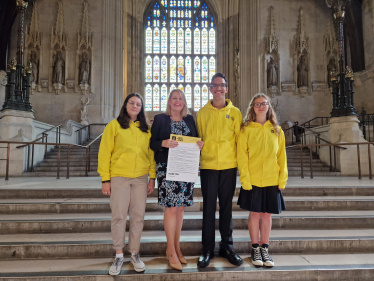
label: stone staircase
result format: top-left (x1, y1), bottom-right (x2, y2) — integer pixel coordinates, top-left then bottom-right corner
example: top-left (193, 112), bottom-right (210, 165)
top-left (24, 142), bottom-right (341, 177)
top-left (0, 177), bottom-right (373, 280)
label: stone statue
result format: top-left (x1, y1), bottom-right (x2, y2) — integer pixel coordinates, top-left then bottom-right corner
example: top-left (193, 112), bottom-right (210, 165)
top-left (297, 55), bottom-right (308, 88)
top-left (327, 57), bottom-right (337, 87)
top-left (80, 97), bottom-right (91, 125)
top-left (52, 51), bottom-right (65, 84)
top-left (267, 56), bottom-right (278, 88)
top-left (29, 51), bottom-right (39, 84)
top-left (79, 52), bottom-right (90, 85)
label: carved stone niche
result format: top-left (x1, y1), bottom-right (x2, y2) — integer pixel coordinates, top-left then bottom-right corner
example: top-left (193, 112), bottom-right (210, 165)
top-left (76, 50), bottom-right (92, 95)
top-left (293, 8), bottom-right (311, 97)
top-left (50, 0), bottom-right (67, 95)
top-left (263, 6), bottom-right (280, 98)
top-left (27, 50), bottom-right (41, 93)
top-left (25, 1), bottom-right (42, 94)
top-left (75, 0), bottom-right (93, 95)
top-left (50, 49), bottom-right (67, 95)
top-left (323, 19), bottom-right (338, 92)
top-left (265, 53), bottom-right (280, 98)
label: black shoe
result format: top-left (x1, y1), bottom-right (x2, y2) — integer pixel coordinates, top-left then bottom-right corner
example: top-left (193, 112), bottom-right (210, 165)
top-left (197, 251), bottom-right (214, 268)
top-left (219, 248), bottom-right (243, 266)
top-left (251, 244), bottom-right (263, 267)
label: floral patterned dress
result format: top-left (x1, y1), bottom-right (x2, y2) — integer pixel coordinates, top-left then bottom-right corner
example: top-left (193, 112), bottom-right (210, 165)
top-left (157, 119), bottom-right (194, 207)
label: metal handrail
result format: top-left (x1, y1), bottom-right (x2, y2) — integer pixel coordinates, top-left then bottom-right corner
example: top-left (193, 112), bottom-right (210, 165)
top-left (1, 141), bottom-right (87, 180)
top-left (14, 124), bottom-right (62, 172)
top-left (85, 133), bottom-right (103, 174)
top-left (286, 142), bottom-right (374, 179)
top-left (299, 117), bottom-right (329, 128)
top-left (75, 123), bottom-right (107, 145)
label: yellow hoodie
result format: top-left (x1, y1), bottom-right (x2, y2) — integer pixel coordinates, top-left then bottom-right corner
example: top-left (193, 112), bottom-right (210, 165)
top-left (196, 99), bottom-right (243, 170)
top-left (98, 119), bottom-right (156, 181)
top-left (237, 120), bottom-right (288, 190)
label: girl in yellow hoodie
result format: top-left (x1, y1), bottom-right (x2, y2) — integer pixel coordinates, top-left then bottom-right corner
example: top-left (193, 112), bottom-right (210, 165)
top-left (98, 93), bottom-right (156, 275)
top-left (237, 93), bottom-right (288, 268)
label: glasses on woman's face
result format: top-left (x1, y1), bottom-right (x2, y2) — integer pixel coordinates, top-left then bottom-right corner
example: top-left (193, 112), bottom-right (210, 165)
top-left (128, 101), bottom-right (142, 108)
top-left (254, 102), bottom-right (269, 108)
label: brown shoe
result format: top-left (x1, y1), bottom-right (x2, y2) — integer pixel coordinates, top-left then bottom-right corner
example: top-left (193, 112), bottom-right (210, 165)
top-left (166, 250), bottom-right (182, 271)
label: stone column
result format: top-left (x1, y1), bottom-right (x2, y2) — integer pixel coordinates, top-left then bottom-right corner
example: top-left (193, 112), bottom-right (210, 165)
top-left (101, 0), bottom-right (123, 122)
top-left (239, 0), bottom-right (260, 112)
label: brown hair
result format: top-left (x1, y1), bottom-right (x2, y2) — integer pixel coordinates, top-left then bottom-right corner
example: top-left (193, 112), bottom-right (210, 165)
top-left (117, 93), bottom-right (149, 133)
top-left (242, 93), bottom-right (279, 135)
top-left (165, 89), bottom-right (188, 118)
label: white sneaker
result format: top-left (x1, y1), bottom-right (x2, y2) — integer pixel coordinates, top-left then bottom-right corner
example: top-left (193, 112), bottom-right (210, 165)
top-left (131, 253), bottom-right (145, 272)
top-left (109, 257), bottom-right (124, 275)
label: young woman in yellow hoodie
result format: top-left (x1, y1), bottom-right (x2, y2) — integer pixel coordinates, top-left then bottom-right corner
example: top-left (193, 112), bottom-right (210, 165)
top-left (98, 93), bottom-right (156, 275)
top-left (237, 93), bottom-right (288, 267)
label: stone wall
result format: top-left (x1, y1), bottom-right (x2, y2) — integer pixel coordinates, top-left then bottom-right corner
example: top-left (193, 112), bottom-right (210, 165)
top-left (7, 0), bottom-right (124, 126)
top-left (5, 0), bottom-right (369, 127)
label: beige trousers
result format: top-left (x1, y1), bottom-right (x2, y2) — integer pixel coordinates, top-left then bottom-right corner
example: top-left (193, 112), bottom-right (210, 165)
top-left (110, 175), bottom-right (148, 253)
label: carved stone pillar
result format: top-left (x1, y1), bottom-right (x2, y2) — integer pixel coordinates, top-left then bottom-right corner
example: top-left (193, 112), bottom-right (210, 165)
top-left (101, 0), bottom-right (123, 122)
top-left (239, 0), bottom-right (259, 112)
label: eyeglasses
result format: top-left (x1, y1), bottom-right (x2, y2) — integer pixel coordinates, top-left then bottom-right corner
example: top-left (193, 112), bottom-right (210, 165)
top-left (128, 101), bottom-right (142, 108)
top-left (210, 83), bottom-right (227, 89)
top-left (254, 102), bottom-right (269, 108)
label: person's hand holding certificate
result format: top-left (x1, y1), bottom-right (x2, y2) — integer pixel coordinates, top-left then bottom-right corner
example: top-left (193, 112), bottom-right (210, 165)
top-left (166, 134), bottom-right (201, 183)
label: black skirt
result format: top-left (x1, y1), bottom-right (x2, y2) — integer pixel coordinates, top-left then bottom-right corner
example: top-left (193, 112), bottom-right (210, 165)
top-left (237, 185), bottom-right (286, 214)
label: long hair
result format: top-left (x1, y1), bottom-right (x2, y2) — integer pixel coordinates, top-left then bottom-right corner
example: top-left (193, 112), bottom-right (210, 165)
top-left (117, 93), bottom-right (149, 133)
top-left (242, 93), bottom-right (279, 135)
top-left (165, 89), bottom-right (188, 118)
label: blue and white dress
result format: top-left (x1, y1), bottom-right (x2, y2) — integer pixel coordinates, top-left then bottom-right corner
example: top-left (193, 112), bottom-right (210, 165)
top-left (157, 119), bottom-right (194, 207)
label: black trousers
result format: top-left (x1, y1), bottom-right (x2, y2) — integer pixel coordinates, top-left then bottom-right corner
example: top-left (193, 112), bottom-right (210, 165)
top-left (200, 168), bottom-right (237, 252)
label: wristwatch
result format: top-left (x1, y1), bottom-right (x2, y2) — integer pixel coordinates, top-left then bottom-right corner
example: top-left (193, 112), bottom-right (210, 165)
top-left (102, 180), bottom-right (110, 183)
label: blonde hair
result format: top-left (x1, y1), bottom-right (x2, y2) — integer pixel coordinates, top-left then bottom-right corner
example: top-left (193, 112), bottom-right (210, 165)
top-left (242, 93), bottom-right (280, 135)
top-left (165, 89), bottom-right (188, 118)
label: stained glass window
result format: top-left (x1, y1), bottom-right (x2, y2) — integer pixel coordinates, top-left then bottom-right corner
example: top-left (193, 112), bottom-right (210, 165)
top-left (209, 56), bottom-right (215, 82)
top-left (145, 0), bottom-right (215, 112)
top-left (202, 56), bottom-right (208, 83)
top-left (146, 56), bottom-right (152, 82)
top-left (178, 56), bottom-right (184, 82)
top-left (153, 56), bottom-right (160, 82)
top-left (146, 84), bottom-right (152, 111)
top-left (185, 56), bottom-right (192, 82)
top-left (153, 85), bottom-right (160, 111)
top-left (202, 84), bottom-right (209, 106)
top-left (161, 56), bottom-right (168, 82)
top-left (170, 56), bottom-right (177, 82)
top-left (161, 84), bottom-right (168, 111)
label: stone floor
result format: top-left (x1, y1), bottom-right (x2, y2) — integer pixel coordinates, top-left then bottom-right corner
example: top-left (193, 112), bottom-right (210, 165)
top-left (0, 176), bottom-right (373, 280)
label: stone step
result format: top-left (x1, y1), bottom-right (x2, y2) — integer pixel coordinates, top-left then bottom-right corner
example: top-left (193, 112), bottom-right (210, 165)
top-left (22, 171), bottom-right (100, 177)
top-left (22, 171), bottom-right (340, 177)
top-left (1, 196), bottom-right (374, 214)
top-left (37, 161), bottom-right (326, 168)
top-left (1, 211), bottom-right (373, 234)
top-left (0, 254), bottom-right (373, 280)
top-left (2, 185), bottom-right (374, 199)
top-left (29, 166), bottom-right (333, 173)
top-left (0, 229), bottom-right (373, 260)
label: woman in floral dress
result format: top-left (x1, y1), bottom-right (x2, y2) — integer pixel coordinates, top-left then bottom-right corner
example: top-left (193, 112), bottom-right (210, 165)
top-left (150, 89), bottom-right (203, 270)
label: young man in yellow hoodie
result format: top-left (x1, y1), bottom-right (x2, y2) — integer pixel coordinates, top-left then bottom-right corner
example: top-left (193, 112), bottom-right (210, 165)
top-left (196, 73), bottom-right (243, 267)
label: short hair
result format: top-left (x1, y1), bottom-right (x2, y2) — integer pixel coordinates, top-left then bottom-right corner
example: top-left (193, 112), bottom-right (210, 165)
top-left (210, 72), bottom-right (228, 86)
top-left (165, 89), bottom-right (188, 118)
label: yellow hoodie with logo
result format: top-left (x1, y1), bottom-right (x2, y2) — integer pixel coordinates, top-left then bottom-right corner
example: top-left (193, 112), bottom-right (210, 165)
top-left (196, 99), bottom-right (243, 170)
top-left (98, 119), bottom-right (156, 181)
top-left (237, 120), bottom-right (288, 190)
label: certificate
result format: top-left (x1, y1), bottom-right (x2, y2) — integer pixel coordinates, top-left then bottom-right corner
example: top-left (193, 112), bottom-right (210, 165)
top-left (166, 134), bottom-right (201, 183)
